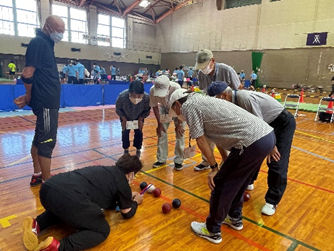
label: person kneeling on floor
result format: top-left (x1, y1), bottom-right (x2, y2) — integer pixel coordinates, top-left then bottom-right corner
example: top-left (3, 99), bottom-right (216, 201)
top-left (22, 154), bottom-right (143, 251)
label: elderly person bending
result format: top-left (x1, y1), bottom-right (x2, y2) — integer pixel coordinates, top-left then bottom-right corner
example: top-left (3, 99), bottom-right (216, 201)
top-left (207, 81), bottom-right (296, 216)
top-left (169, 90), bottom-right (275, 244)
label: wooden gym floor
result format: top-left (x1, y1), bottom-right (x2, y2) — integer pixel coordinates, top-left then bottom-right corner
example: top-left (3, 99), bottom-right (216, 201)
top-left (0, 104), bottom-right (333, 251)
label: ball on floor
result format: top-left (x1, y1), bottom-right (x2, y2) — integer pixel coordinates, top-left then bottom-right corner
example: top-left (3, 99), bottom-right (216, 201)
top-left (162, 203), bottom-right (172, 214)
top-left (147, 184), bottom-right (156, 193)
top-left (140, 182), bottom-right (147, 190)
top-left (244, 192), bottom-right (251, 202)
top-left (172, 199), bottom-right (181, 209)
top-left (153, 188), bottom-right (161, 197)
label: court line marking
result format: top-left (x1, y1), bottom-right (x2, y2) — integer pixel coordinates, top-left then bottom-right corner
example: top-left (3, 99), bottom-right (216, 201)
top-left (1, 142), bottom-right (334, 195)
top-left (141, 171), bottom-right (320, 251)
top-left (0, 131), bottom-right (163, 170)
top-left (295, 130), bottom-right (334, 144)
top-left (292, 145), bottom-right (334, 164)
top-left (132, 180), bottom-right (272, 251)
top-left (0, 150), bottom-right (325, 250)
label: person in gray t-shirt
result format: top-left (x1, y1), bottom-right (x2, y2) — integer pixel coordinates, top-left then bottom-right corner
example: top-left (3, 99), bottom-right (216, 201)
top-left (194, 49), bottom-right (240, 92)
top-left (194, 49), bottom-right (241, 171)
top-left (169, 90), bottom-right (275, 244)
top-left (208, 81), bottom-right (296, 216)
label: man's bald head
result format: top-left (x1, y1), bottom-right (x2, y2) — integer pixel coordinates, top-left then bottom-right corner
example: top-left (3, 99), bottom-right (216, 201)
top-left (43, 15), bottom-right (65, 34)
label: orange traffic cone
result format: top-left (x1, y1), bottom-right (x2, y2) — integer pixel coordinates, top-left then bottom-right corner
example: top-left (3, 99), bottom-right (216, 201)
top-left (326, 100), bottom-right (333, 114)
top-left (299, 88), bottom-right (304, 103)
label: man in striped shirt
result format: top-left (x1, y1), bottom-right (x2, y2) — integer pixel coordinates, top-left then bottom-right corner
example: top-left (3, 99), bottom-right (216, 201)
top-left (207, 81), bottom-right (296, 216)
top-left (169, 89), bottom-right (275, 244)
top-left (194, 49), bottom-right (241, 171)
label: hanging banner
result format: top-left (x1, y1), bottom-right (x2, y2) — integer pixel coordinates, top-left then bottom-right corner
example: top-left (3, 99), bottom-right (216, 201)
top-left (306, 32), bottom-right (327, 46)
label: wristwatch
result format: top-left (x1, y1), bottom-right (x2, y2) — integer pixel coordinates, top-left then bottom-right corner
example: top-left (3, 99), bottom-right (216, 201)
top-left (210, 162), bottom-right (218, 169)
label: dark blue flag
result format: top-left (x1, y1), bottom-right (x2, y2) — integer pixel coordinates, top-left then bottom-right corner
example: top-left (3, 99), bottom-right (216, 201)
top-left (306, 32), bottom-right (327, 46)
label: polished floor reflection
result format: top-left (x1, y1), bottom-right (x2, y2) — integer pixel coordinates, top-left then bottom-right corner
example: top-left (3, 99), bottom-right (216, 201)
top-left (0, 107), bottom-right (333, 251)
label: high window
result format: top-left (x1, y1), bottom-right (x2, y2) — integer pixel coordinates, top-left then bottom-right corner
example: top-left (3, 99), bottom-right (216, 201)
top-left (52, 4), bottom-right (88, 44)
top-left (0, 0), bottom-right (39, 37)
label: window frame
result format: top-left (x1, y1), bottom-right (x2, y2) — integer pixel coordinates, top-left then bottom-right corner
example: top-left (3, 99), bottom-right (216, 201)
top-left (0, 0), bottom-right (39, 37)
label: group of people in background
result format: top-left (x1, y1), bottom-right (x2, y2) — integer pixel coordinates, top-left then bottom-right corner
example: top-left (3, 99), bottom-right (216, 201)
top-left (60, 61), bottom-right (120, 84)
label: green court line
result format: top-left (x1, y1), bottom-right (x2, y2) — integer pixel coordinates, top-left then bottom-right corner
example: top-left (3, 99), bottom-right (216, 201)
top-left (141, 171), bottom-right (320, 251)
top-left (287, 241), bottom-right (298, 251)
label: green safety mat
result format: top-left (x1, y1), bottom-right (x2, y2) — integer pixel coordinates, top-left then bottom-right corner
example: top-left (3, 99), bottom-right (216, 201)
top-left (282, 102), bottom-right (327, 112)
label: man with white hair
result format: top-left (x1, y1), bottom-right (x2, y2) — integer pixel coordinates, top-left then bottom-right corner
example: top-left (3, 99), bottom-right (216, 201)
top-left (169, 89), bottom-right (275, 244)
top-left (14, 15), bottom-right (65, 186)
top-left (207, 81), bottom-right (296, 216)
top-left (149, 75), bottom-right (185, 170)
top-left (194, 49), bottom-right (241, 171)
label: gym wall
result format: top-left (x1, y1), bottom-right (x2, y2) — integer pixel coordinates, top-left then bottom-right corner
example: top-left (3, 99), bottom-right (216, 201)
top-left (158, 0), bottom-right (334, 90)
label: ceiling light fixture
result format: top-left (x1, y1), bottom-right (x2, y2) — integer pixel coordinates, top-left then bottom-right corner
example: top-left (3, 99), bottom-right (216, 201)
top-left (139, 0), bottom-right (150, 8)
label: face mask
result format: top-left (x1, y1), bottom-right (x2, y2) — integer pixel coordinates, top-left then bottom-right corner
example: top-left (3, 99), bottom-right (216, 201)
top-left (202, 62), bottom-right (213, 75)
top-left (50, 32), bottom-right (63, 43)
top-left (130, 97), bottom-right (143, 105)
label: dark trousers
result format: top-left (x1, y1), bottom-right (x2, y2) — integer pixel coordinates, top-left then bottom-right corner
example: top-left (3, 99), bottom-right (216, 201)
top-left (206, 132), bottom-right (275, 233)
top-left (251, 79), bottom-right (256, 87)
top-left (178, 80), bottom-right (184, 87)
top-left (122, 129), bottom-right (143, 150)
top-left (251, 110), bottom-right (296, 205)
top-left (68, 76), bottom-right (77, 84)
top-left (112, 75), bottom-right (116, 80)
top-left (37, 184), bottom-right (110, 251)
top-left (32, 108), bottom-right (59, 158)
top-left (78, 79), bottom-right (84, 84)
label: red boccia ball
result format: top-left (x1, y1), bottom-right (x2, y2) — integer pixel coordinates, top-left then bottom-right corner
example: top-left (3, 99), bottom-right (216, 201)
top-left (153, 188), bottom-right (161, 197)
top-left (244, 192), bottom-right (251, 202)
top-left (162, 203), bottom-right (172, 214)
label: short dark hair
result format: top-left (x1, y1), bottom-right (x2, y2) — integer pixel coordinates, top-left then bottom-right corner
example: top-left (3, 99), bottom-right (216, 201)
top-left (179, 66), bottom-right (183, 69)
top-left (116, 154), bottom-right (142, 174)
top-left (129, 80), bottom-right (144, 94)
top-left (331, 76), bottom-right (334, 81)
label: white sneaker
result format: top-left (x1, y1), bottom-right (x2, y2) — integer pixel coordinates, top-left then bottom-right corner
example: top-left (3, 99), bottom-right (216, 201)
top-left (261, 203), bottom-right (276, 216)
top-left (223, 215), bottom-right (243, 231)
top-left (247, 184), bottom-right (254, 191)
top-left (190, 221), bottom-right (222, 244)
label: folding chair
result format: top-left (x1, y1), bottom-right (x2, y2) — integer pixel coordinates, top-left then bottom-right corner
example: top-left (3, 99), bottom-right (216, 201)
top-left (283, 94), bottom-right (300, 118)
top-left (314, 97), bottom-right (334, 123)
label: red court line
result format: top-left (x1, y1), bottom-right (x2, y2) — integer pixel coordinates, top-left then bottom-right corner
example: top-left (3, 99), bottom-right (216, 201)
top-left (259, 170), bottom-right (334, 194)
top-left (159, 194), bottom-right (272, 251)
top-left (132, 180), bottom-right (271, 251)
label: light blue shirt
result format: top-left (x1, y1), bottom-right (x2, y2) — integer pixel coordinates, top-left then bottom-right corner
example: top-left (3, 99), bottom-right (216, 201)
top-left (111, 66), bottom-right (116, 75)
top-left (177, 70), bottom-right (185, 81)
top-left (240, 72), bottom-right (245, 79)
top-left (76, 63), bottom-right (85, 79)
top-left (67, 64), bottom-right (77, 77)
top-left (101, 67), bottom-right (106, 75)
top-left (188, 69), bottom-right (194, 78)
top-left (62, 65), bottom-right (68, 74)
top-left (251, 73), bottom-right (257, 80)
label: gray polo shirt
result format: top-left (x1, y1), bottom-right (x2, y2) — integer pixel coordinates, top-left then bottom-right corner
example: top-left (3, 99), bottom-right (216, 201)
top-left (182, 93), bottom-right (273, 150)
top-left (232, 90), bottom-right (284, 124)
top-left (115, 90), bottom-right (151, 120)
top-left (198, 63), bottom-right (240, 92)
